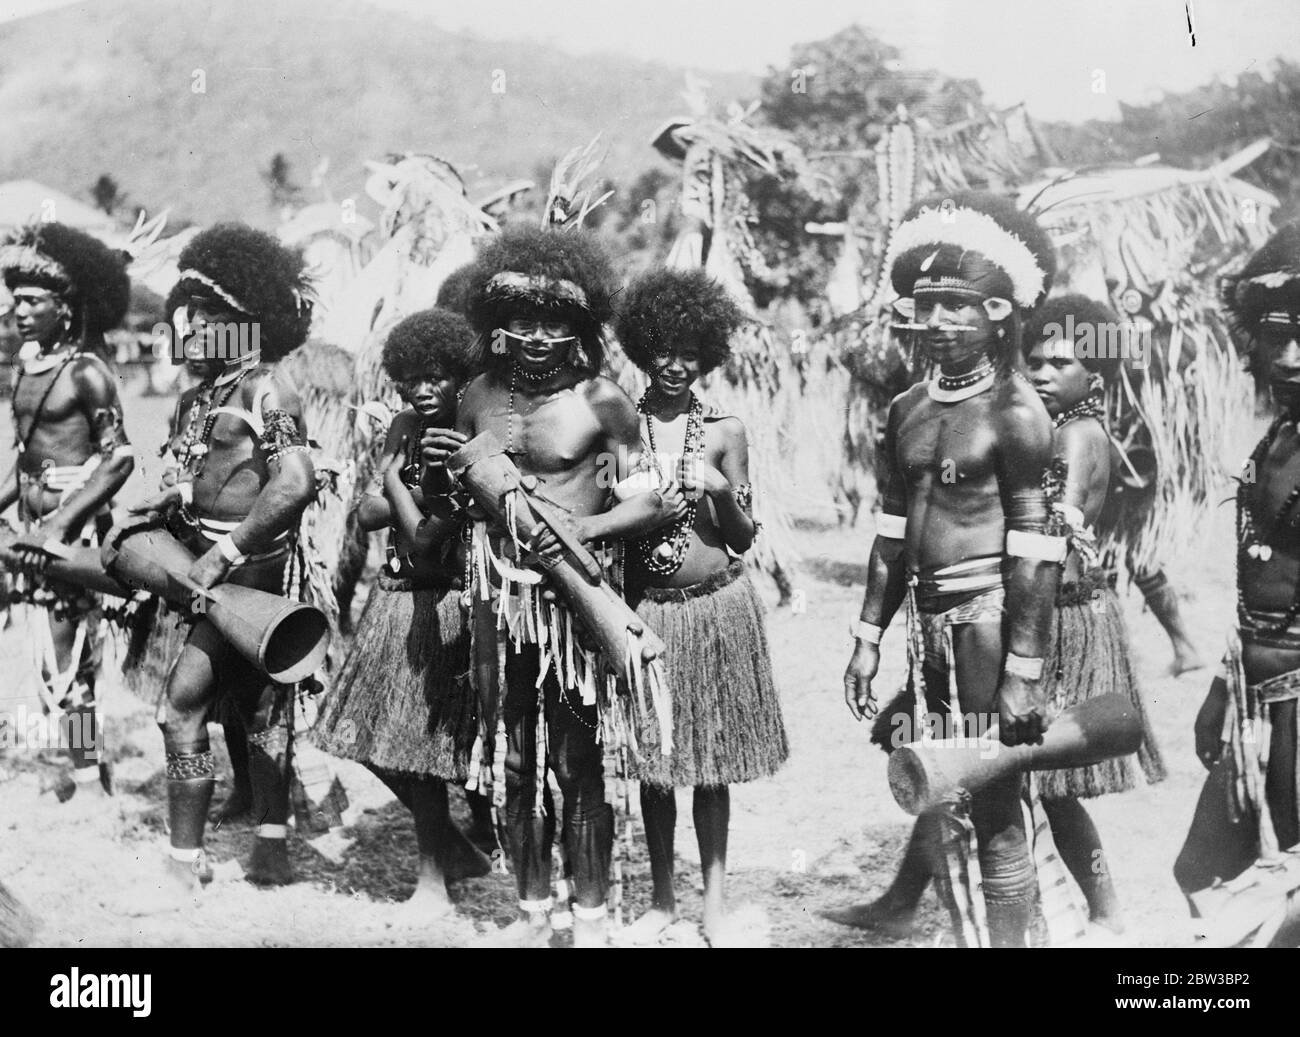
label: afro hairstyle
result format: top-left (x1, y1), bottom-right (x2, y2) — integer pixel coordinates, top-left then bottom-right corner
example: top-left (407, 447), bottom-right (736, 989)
top-left (381, 307), bottom-right (476, 384)
top-left (174, 222), bottom-right (314, 362)
top-left (1023, 293), bottom-right (1124, 383)
top-left (889, 190), bottom-right (1056, 311)
top-left (1222, 220), bottom-right (1300, 344)
top-left (615, 267), bottom-right (745, 376)
top-left (0, 222), bottom-right (130, 341)
top-left (435, 261), bottom-right (478, 318)
top-left (465, 224), bottom-right (616, 374)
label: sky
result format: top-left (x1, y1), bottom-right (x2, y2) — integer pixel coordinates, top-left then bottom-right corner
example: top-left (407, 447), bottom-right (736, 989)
top-left (4, 0), bottom-right (1299, 122)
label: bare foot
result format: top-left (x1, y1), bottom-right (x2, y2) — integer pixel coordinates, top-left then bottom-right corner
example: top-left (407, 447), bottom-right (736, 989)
top-left (114, 855), bottom-right (209, 916)
top-left (441, 827), bottom-right (492, 882)
top-left (472, 913), bottom-right (552, 948)
top-left (1170, 648), bottom-right (1206, 677)
top-left (401, 882), bottom-right (456, 924)
top-left (572, 912), bottom-right (608, 948)
top-left (820, 897), bottom-right (919, 938)
top-left (616, 907), bottom-right (676, 946)
top-left (246, 837), bottom-right (293, 886)
top-left (209, 788), bottom-right (254, 825)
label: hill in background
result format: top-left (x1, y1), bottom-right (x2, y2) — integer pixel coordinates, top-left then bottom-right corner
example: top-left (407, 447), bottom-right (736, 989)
top-left (0, 0), bottom-right (757, 227)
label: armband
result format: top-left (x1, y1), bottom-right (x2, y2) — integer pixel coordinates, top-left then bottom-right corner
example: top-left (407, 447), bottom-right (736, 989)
top-left (851, 620), bottom-right (883, 645)
top-left (733, 483), bottom-right (754, 512)
top-left (1005, 529), bottom-right (1068, 563)
top-left (177, 481), bottom-right (193, 507)
top-left (215, 533), bottom-right (244, 565)
top-left (1004, 488), bottom-right (1049, 530)
top-left (876, 512), bottom-right (907, 540)
top-left (1003, 653), bottom-right (1044, 680)
top-left (258, 408), bottom-right (305, 457)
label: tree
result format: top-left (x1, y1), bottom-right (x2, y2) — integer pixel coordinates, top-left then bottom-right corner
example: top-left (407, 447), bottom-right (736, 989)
top-left (90, 174), bottom-right (126, 215)
top-left (262, 152), bottom-right (303, 210)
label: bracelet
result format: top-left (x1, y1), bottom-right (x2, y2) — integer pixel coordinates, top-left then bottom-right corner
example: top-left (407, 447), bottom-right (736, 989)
top-left (876, 512), bottom-right (907, 540)
top-left (215, 533), bottom-right (244, 565)
top-left (1003, 653), bottom-right (1044, 680)
top-left (851, 620), bottom-right (884, 645)
top-left (176, 481), bottom-right (193, 506)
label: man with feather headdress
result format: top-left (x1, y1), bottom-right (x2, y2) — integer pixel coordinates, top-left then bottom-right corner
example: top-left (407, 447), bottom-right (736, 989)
top-left (0, 222), bottom-right (134, 808)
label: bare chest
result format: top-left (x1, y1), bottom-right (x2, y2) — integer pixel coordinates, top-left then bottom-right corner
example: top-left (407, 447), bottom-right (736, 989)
top-left (479, 388), bottom-right (603, 475)
top-left (896, 399), bottom-right (1000, 487)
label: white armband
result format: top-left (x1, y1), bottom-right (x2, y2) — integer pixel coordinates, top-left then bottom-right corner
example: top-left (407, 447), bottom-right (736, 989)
top-left (1003, 653), bottom-right (1044, 680)
top-left (1005, 529), bottom-right (1068, 563)
top-left (215, 533), bottom-right (244, 565)
top-left (851, 620), bottom-right (884, 645)
top-left (177, 481), bottom-right (193, 507)
top-left (613, 469), bottom-right (661, 502)
top-left (876, 512), bottom-right (907, 540)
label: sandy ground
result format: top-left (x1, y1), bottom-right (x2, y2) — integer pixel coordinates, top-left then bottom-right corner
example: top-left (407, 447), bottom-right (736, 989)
top-left (0, 377), bottom-right (1239, 947)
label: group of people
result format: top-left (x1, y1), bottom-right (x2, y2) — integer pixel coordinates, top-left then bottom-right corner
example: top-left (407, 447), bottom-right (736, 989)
top-left (2, 183), bottom-right (1298, 947)
top-left (0, 217), bottom-right (787, 947)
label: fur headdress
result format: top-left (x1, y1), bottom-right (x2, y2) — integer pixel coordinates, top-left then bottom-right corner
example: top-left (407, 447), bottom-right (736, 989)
top-left (465, 225), bottom-right (615, 374)
top-left (615, 267), bottom-right (745, 376)
top-left (173, 222), bottom-right (314, 362)
top-left (382, 307), bottom-right (476, 384)
top-left (0, 222), bottom-right (130, 341)
top-left (889, 190), bottom-right (1056, 311)
top-left (1221, 220), bottom-right (1300, 344)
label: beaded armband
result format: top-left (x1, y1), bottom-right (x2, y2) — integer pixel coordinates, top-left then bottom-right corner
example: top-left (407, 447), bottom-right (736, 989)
top-left (733, 482), bottom-right (754, 512)
top-left (259, 408), bottom-right (306, 464)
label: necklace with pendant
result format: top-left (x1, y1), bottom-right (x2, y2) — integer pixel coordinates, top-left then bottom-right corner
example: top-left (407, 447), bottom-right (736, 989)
top-left (179, 368), bottom-right (251, 478)
top-left (637, 390), bottom-right (704, 576)
top-left (1237, 415), bottom-right (1300, 633)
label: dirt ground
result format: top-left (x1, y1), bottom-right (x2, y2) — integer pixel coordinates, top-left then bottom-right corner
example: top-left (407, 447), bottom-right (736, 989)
top-left (0, 377), bottom-right (1241, 947)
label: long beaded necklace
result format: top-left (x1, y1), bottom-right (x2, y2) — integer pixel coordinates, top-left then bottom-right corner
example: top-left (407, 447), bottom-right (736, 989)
top-left (636, 389), bottom-right (705, 576)
top-left (1237, 414), bottom-right (1300, 633)
top-left (1053, 394), bottom-right (1106, 429)
top-left (178, 367), bottom-right (253, 478)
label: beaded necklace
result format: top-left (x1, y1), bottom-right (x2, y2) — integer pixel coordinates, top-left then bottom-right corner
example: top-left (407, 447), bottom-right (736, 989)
top-left (1053, 394), bottom-right (1106, 429)
top-left (637, 389), bottom-right (705, 576)
top-left (1237, 414), bottom-right (1300, 634)
top-left (927, 356), bottom-right (995, 403)
top-left (178, 367), bottom-right (253, 478)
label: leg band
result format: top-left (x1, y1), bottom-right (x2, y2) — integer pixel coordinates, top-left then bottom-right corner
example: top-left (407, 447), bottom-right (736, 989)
top-left (166, 749), bottom-right (216, 781)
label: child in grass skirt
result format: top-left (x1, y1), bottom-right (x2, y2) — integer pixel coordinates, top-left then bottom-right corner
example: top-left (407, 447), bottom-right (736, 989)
top-left (313, 307), bottom-right (491, 917)
top-left (613, 268), bottom-right (788, 946)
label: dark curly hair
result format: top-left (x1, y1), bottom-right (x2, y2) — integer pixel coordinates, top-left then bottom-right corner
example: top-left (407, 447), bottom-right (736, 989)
top-left (1023, 293), bottom-right (1125, 383)
top-left (381, 307), bottom-right (475, 383)
top-left (0, 222), bottom-right (130, 344)
top-left (435, 261), bottom-right (478, 318)
top-left (615, 268), bottom-right (745, 375)
top-left (174, 222), bottom-right (314, 362)
top-left (465, 225), bottom-right (616, 374)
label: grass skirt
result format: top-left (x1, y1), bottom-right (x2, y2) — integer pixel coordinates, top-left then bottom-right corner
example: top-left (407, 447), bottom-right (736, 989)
top-left (870, 574), bottom-right (1166, 799)
top-left (628, 561), bottom-right (788, 788)
top-left (312, 574), bottom-right (475, 781)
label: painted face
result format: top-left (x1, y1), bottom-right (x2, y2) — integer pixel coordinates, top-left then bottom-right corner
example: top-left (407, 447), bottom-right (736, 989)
top-left (11, 286), bottom-right (68, 347)
top-left (913, 290), bottom-right (996, 371)
top-left (1259, 319), bottom-right (1300, 410)
top-left (649, 341), bottom-right (702, 400)
top-left (1025, 336), bottom-right (1094, 418)
top-left (393, 368), bottom-right (457, 420)
top-left (504, 310), bottom-right (575, 374)
top-left (182, 298), bottom-right (247, 379)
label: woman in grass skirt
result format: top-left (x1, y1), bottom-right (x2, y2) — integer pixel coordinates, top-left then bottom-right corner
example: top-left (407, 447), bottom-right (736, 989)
top-left (313, 307), bottom-right (490, 919)
top-left (613, 268), bottom-right (788, 946)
